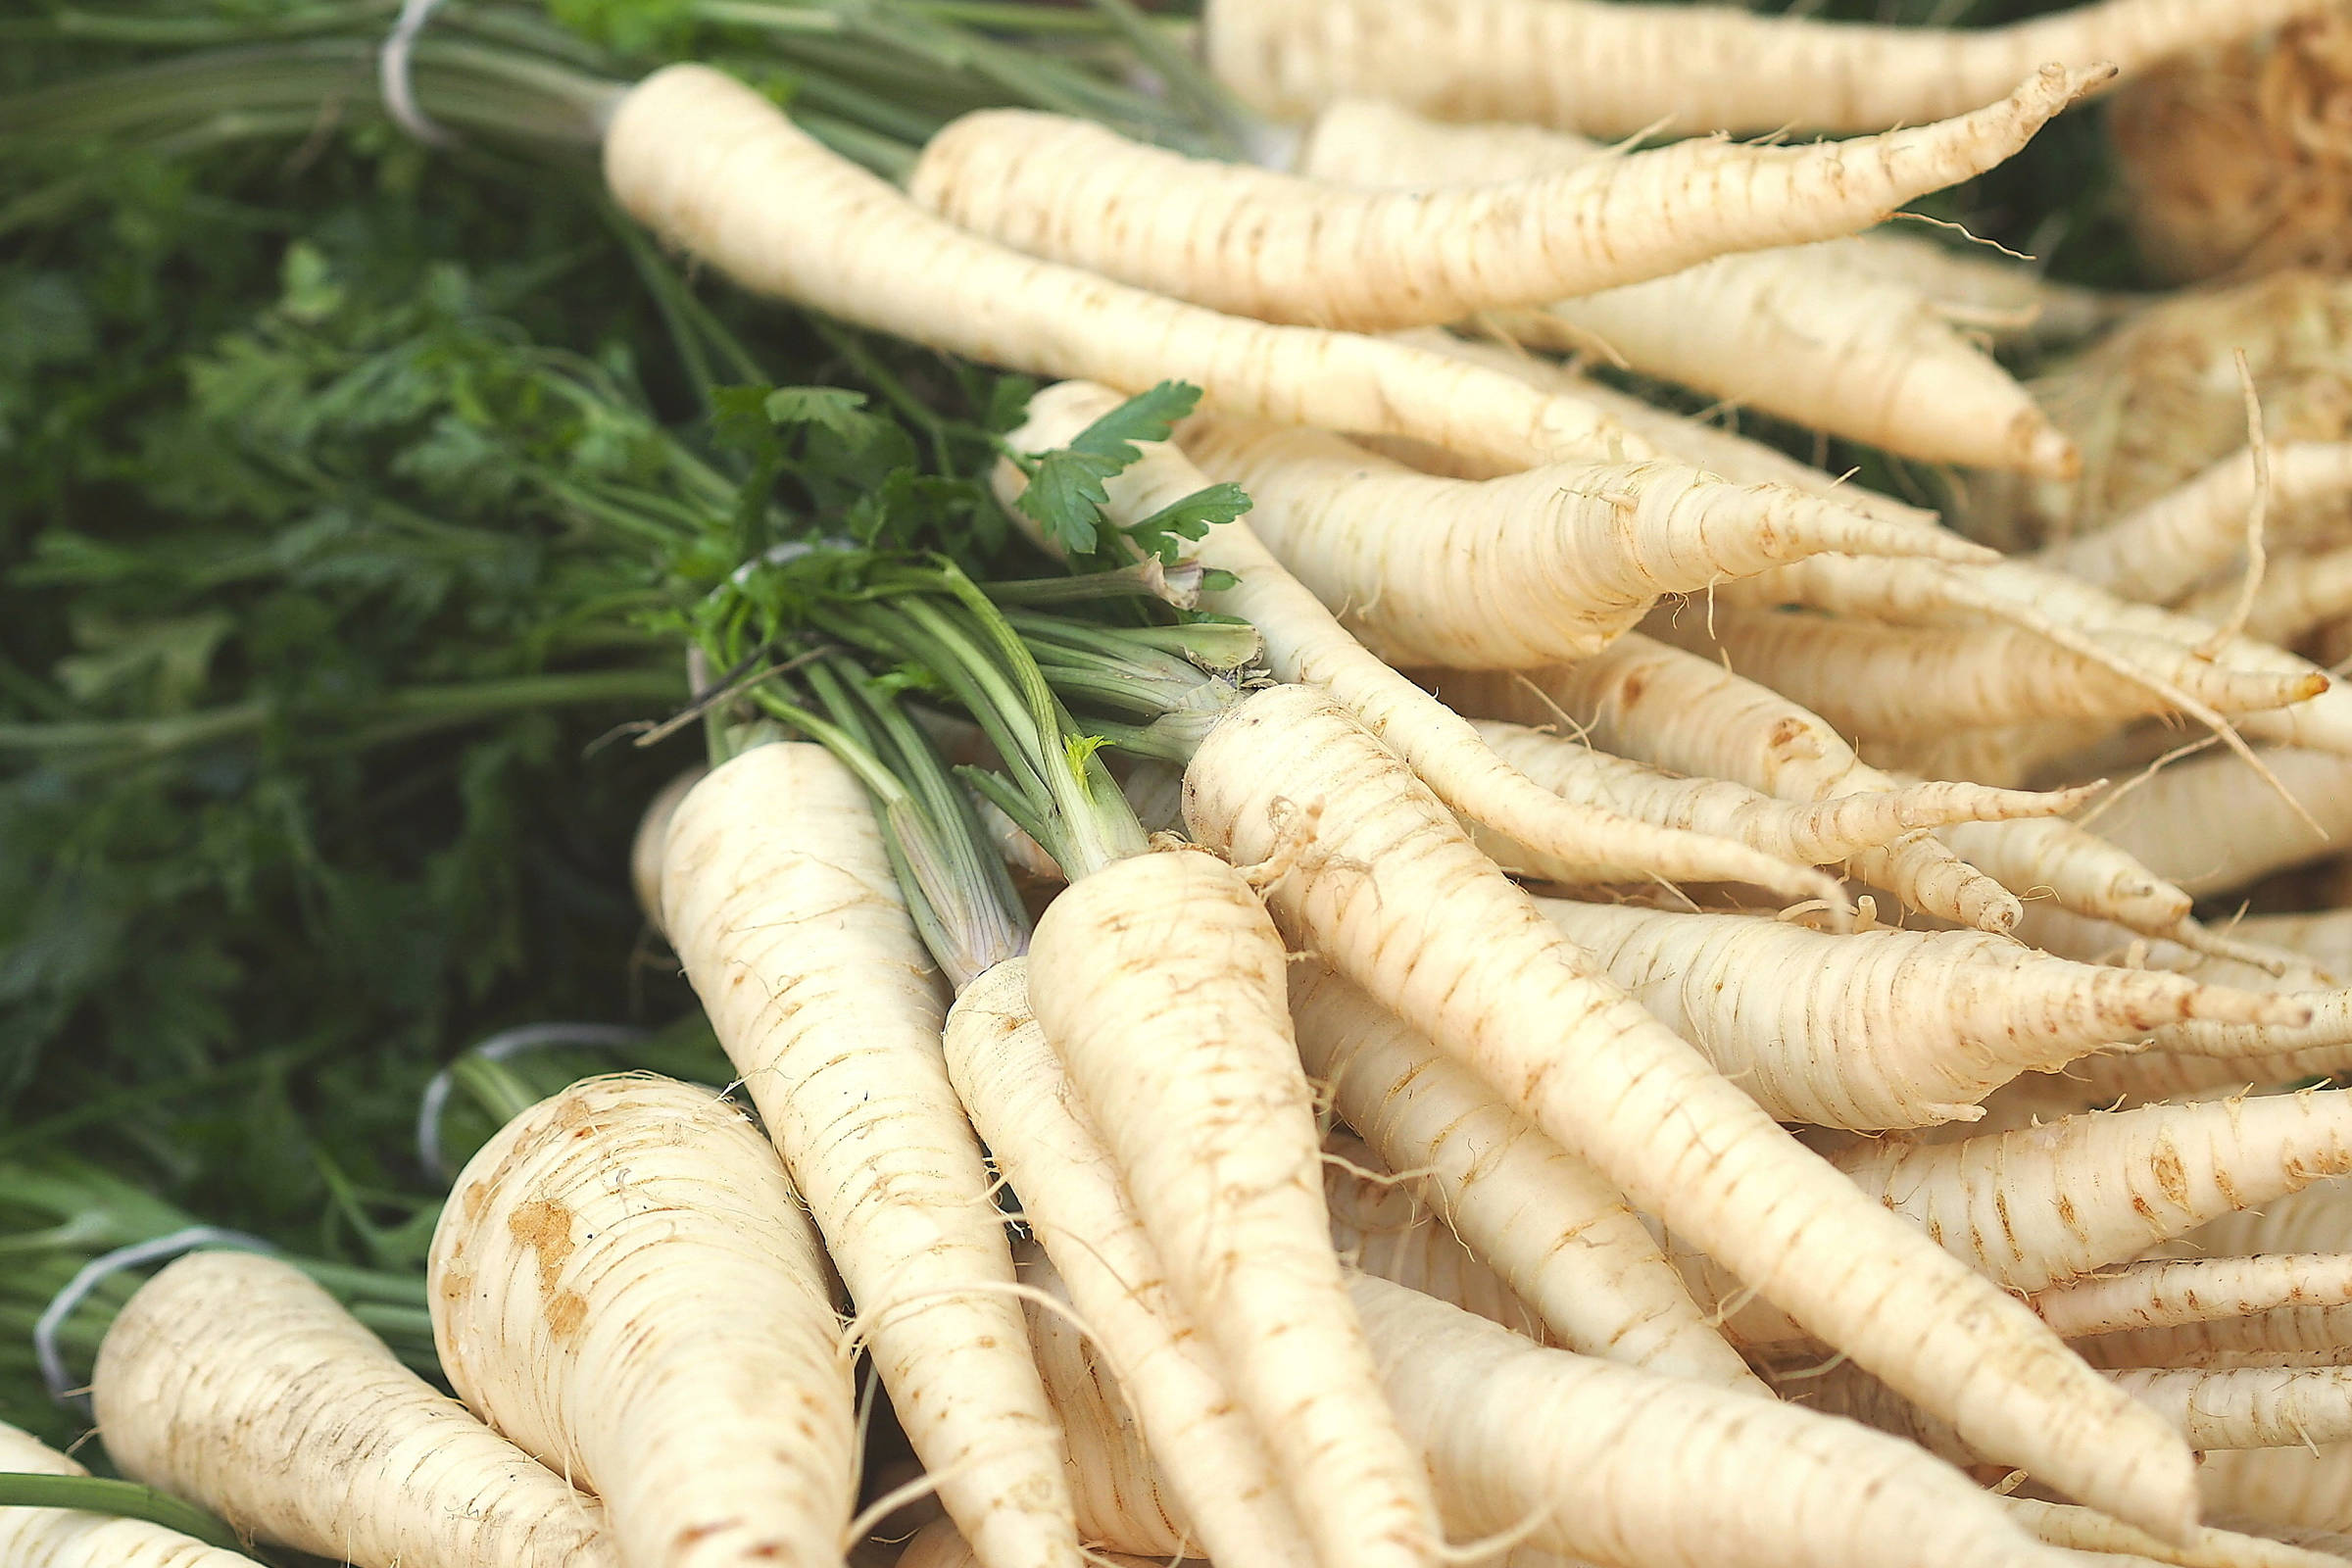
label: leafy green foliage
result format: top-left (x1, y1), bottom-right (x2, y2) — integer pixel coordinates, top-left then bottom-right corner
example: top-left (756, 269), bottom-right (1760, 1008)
top-left (1013, 379), bottom-right (1203, 556)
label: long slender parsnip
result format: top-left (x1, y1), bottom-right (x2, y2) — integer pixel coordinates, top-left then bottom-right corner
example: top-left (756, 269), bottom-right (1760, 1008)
top-left (430, 1077), bottom-right (853, 1568)
top-left (1533, 897), bottom-right (2294, 1129)
top-left (1832, 1093), bottom-right (2352, 1292)
top-left (909, 69), bottom-right (2098, 338)
top-left (1026, 848), bottom-right (1446, 1568)
top-left (1004, 381), bottom-right (1843, 903)
top-left (656, 744), bottom-right (1072, 1568)
top-left (1299, 98), bottom-right (2073, 471)
top-left (1204, 0), bottom-right (2332, 132)
top-left (2035, 1256), bottom-right (2352, 1338)
top-left (1421, 638), bottom-right (2025, 931)
top-left (1173, 415), bottom-right (1988, 668)
top-left (1183, 682), bottom-right (2199, 1538)
top-left (92, 1252), bottom-right (615, 1568)
top-left (941, 957), bottom-right (1315, 1568)
top-left (606, 66), bottom-right (1649, 477)
top-left (1, 1418), bottom-right (264, 1568)
top-left (1292, 959), bottom-right (1762, 1388)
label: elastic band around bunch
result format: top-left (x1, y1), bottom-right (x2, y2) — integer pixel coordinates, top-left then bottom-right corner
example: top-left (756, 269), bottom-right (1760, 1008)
top-left (37, 1227), bottom-right (276, 1411)
top-left (380, 0), bottom-right (458, 147)
top-left (414, 1021), bottom-right (651, 1179)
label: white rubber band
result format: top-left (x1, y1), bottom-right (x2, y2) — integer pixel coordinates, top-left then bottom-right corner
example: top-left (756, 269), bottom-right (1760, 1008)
top-left (414, 1021), bottom-right (650, 1179)
top-left (37, 1226), bottom-right (276, 1410)
top-left (379, 0), bottom-right (458, 147)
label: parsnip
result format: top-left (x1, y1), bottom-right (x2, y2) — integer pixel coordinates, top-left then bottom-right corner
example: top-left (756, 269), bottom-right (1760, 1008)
top-left (429, 1076), bottom-right (854, 1568)
top-left (1203, 0), bottom-right (2330, 132)
top-left (92, 1251), bottom-right (615, 1568)
top-left (2000, 1495), bottom-right (2351, 1568)
top-left (1184, 682), bottom-right (2198, 1536)
top-left (1320, 1133), bottom-right (1556, 1344)
top-left (2108, 1366), bottom-right (2352, 1447)
top-left (1829, 1092), bottom-right (2352, 1291)
top-left (910, 69), bottom-right (2097, 344)
top-left (2202, 1445), bottom-right (2352, 1534)
top-left (0, 1418), bottom-right (262, 1568)
top-left (2091, 748), bottom-right (2352, 898)
top-left (2035, 1256), bottom-right (2352, 1337)
top-left (2180, 546), bottom-right (2352, 647)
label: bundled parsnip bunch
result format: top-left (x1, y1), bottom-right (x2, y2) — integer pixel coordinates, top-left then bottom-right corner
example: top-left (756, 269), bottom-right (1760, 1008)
top-left (29, 1), bottom-right (2352, 1567)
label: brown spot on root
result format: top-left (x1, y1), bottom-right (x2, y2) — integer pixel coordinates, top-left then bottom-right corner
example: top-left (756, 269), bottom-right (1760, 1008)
top-left (2150, 1138), bottom-right (2190, 1209)
top-left (545, 1288), bottom-right (589, 1346)
top-left (508, 1198), bottom-right (577, 1302)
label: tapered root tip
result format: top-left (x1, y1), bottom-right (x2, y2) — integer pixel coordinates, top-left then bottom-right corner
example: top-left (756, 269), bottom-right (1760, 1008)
top-left (2025, 61), bottom-right (2123, 115)
top-left (2019, 419), bottom-right (2082, 482)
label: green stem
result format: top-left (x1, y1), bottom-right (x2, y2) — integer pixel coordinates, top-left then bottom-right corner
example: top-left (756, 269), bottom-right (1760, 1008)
top-left (0, 1475), bottom-right (246, 1553)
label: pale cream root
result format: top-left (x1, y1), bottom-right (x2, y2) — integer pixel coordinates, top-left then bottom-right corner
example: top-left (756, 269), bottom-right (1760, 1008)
top-left (1476, 717), bottom-right (2081, 867)
top-left (92, 1252), bottom-right (615, 1568)
top-left (429, 1077), bottom-right (851, 1568)
top-left (909, 69), bottom-right (2096, 341)
top-left (1999, 1494), bottom-right (2351, 1568)
top-left (657, 744), bottom-right (1071, 1568)
top-left (1002, 381), bottom-right (1842, 903)
top-left (0, 1417), bottom-right (265, 1568)
top-left (1203, 0), bottom-right (2324, 133)
top-left (1183, 683), bottom-right (2198, 1537)
top-left (1174, 414), bottom-right (1987, 669)
top-left (1291, 956), bottom-right (1772, 1387)
top-left (2233, 909), bottom-right (2352, 979)
top-left (2035, 444), bottom-right (2352, 606)
top-left (1651, 607), bottom-right (2319, 739)
top-left (2076, 1305), bottom-right (2352, 1367)
top-left (629, 764), bottom-right (705, 928)
top-left (2035, 1256), bottom-right (2352, 1338)
top-left (1420, 637), bottom-right (2026, 931)
top-left (2092, 747), bottom-right (2352, 898)
top-left (604, 66), bottom-right (1648, 478)
top-left (941, 958), bottom-right (1315, 1568)
top-left (1027, 848), bottom-right (1445, 1568)
top-left (1532, 897), bottom-right (2293, 1130)
top-left (1830, 1092), bottom-right (2352, 1292)
top-left (2108, 1366), bottom-right (2352, 1447)
top-left (1352, 1274), bottom-right (2100, 1568)
top-left (1933, 814), bottom-right (2203, 940)
top-left (2180, 546), bottom-right (2352, 647)
top-left (2203, 1445), bottom-right (2352, 1537)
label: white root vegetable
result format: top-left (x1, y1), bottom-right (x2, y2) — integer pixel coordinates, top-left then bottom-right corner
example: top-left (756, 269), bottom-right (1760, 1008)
top-left (1475, 717), bottom-right (2081, 868)
top-left (0, 1418), bottom-right (263, 1568)
top-left (2107, 1367), bottom-right (2352, 1448)
top-left (428, 1076), bottom-right (854, 1568)
top-left (1006, 381), bottom-right (1844, 905)
top-left (2202, 1446), bottom-right (2352, 1534)
top-left (1930, 814), bottom-right (2203, 941)
top-left (1420, 637), bottom-right (2028, 931)
top-left (1172, 415), bottom-right (1987, 670)
top-left (2089, 748), bottom-right (2352, 898)
top-left (2180, 546), bottom-right (2352, 647)
top-left (1532, 896), bottom-right (2294, 1129)
top-left (656, 743), bottom-right (1071, 1568)
top-left (1290, 958), bottom-right (1759, 1385)
top-left (1350, 1273), bottom-right (2098, 1568)
top-left (628, 764), bottom-right (705, 925)
top-left (2075, 1307), bottom-right (2352, 1367)
top-left (2034, 1256), bottom-right (2352, 1338)
top-left (2182, 1181), bottom-right (2352, 1257)
top-left (1820, 231), bottom-right (2126, 344)
top-left (1320, 1134), bottom-right (1557, 1344)
top-left (1202, 0), bottom-right (2329, 132)
top-left (91, 1251), bottom-right (614, 1568)
top-left (2230, 911), bottom-right (2352, 981)
top-left (909, 69), bottom-right (2098, 347)
top-left (1026, 847), bottom-right (1446, 1568)
top-left (1648, 607), bottom-right (2318, 737)
top-left (2000, 1494), bottom-right (2352, 1568)
top-left (1184, 682), bottom-right (2198, 1537)
top-left (1828, 1092), bottom-right (2352, 1292)
top-left (606, 66), bottom-right (1649, 478)
top-left (2035, 444), bottom-right (2352, 607)
top-left (900, 1517), bottom-right (1177, 1568)
top-left (1297, 99), bottom-right (2072, 469)
top-left (940, 957), bottom-right (1315, 1568)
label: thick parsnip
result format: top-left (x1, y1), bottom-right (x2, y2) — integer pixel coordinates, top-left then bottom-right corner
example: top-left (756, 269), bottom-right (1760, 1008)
top-left (0, 1418), bottom-right (263, 1568)
top-left (429, 1076), bottom-right (854, 1568)
top-left (92, 1251), bottom-right (614, 1568)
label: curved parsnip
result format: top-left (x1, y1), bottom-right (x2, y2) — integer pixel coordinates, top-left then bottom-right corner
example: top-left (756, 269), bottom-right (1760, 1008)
top-left (1831, 1093), bottom-right (2352, 1292)
top-left (1422, 638), bottom-right (2024, 931)
top-left (1175, 415), bottom-right (1989, 668)
top-left (1532, 898), bottom-right (2294, 1129)
top-left (940, 957), bottom-right (1314, 1568)
top-left (1027, 848), bottom-right (1445, 1568)
top-left (91, 1251), bottom-right (612, 1568)
top-left (1183, 683), bottom-right (2198, 1538)
top-left (657, 744), bottom-right (1072, 1568)
top-left (1003, 381), bottom-right (1843, 906)
top-left (908, 70), bottom-right (2095, 339)
top-left (429, 1076), bottom-right (853, 1568)
top-left (1475, 719), bottom-right (2080, 868)
top-left (1290, 959), bottom-right (1763, 1387)
top-left (1299, 99), bottom-right (2072, 471)
top-left (0, 1419), bottom-right (262, 1568)
top-left (604, 65), bottom-right (1643, 477)
top-left (1203, 0), bottom-right (2328, 132)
